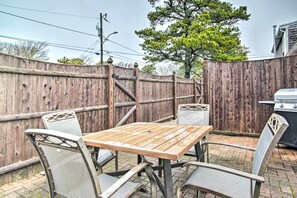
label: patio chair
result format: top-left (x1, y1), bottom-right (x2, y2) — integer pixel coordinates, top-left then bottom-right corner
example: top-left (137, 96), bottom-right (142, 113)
top-left (177, 113), bottom-right (288, 198)
top-left (177, 104), bottom-right (210, 159)
top-left (41, 110), bottom-right (118, 171)
top-left (177, 104), bottom-right (210, 126)
top-left (25, 129), bottom-right (157, 198)
top-left (155, 104), bottom-right (210, 178)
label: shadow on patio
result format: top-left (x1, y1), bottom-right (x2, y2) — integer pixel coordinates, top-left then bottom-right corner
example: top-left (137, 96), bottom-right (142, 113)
top-left (1, 133), bottom-right (296, 198)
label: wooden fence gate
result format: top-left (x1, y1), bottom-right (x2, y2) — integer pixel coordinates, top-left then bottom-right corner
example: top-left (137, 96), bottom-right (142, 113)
top-left (107, 58), bottom-right (204, 127)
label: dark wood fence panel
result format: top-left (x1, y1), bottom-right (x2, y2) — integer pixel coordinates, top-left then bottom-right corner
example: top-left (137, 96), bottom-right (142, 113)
top-left (0, 53), bottom-right (201, 173)
top-left (138, 72), bottom-right (174, 122)
top-left (204, 55), bottom-right (297, 133)
top-left (176, 77), bottom-right (195, 107)
top-left (0, 74), bottom-right (108, 168)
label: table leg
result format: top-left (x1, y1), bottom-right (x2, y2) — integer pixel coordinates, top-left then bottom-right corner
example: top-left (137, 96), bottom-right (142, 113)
top-left (158, 158), bottom-right (163, 177)
top-left (163, 159), bottom-right (174, 198)
top-left (115, 151), bottom-right (119, 171)
top-left (194, 141), bottom-right (204, 162)
top-left (137, 154), bottom-right (142, 176)
top-left (93, 147), bottom-right (99, 159)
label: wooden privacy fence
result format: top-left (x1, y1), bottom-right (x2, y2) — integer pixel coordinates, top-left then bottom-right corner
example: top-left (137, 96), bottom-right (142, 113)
top-left (0, 53), bottom-right (203, 181)
top-left (204, 55), bottom-right (297, 134)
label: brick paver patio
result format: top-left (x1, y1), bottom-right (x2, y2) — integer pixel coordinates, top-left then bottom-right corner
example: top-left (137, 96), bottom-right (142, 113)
top-left (1, 134), bottom-right (297, 198)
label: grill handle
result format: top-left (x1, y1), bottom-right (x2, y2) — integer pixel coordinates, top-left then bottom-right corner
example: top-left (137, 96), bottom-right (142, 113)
top-left (276, 98), bottom-right (297, 103)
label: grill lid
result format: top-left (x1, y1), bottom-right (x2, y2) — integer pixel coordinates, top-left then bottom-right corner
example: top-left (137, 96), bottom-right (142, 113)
top-left (274, 88), bottom-right (297, 103)
top-left (274, 88), bottom-right (297, 112)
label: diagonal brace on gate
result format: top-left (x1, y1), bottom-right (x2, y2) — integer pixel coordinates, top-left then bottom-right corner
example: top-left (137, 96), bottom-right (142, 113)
top-left (114, 79), bottom-right (137, 126)
top-left (115, 80), bottom-right (136, 101)
top-left (116, 105), bottom-right (136, 127)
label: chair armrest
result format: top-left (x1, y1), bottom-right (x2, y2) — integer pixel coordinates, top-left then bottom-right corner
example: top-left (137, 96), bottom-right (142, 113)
top-left (184, 161), bottom-right (264, 183)
top-left (202, 141), bottom-right (256, 151)
top-left (100, 162), bottom-right (157, 198)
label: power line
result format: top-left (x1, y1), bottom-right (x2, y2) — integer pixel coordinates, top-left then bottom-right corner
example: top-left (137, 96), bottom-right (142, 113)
top-left (0, 34), bottom-right (97, 53)
top-left (104, 52), bottom-right (145, 66)
top-left (50, 45), bottom-right (95, 53)
top-left (105, 51), bottom-right (146, 65)
top-left (108, 39), bottom-right (144, 55)
top-left (79, 40), bottom-right (100, 64)
top-left (103, 19), bottom-right (146, 56)
top-left (107, 50), bottom-right (145, 56)
top-left (0, 10), bottom-right (145, 57)
top-left (80, 40), bottom-right (99, 57)
top-left (0, 34), bottom-right (146, 62)
top-left (0, 4), bottom-right (145, 56)
top-left (0, 10), bottom-right (98, 37)
top-left (0, 4), bottom-right (98, 19)
top-left (0, 34), bottom-right (146, 64)
top-left (0, 3), bottom-right (139, 42)
top-left (106, 21), bottom-right (137, 39)
top-left (0, 34), bottom-right (94, 50)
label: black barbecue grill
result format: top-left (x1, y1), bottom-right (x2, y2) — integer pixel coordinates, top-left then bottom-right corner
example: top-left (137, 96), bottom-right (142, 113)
top-left (259, 88), bottom-right (297, 148)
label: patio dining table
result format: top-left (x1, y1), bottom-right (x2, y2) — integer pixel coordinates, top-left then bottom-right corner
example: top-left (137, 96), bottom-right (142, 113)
top-left (83, 122), bottom-right (213, 198)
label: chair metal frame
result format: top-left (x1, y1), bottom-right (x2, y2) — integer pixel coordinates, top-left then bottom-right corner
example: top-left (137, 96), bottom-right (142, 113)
top-left (41, 110), bottom-right (118, 171)
top-left (25, 129), bottom-right (157, 198)
top-left (177, 113), bottom-right (289, 198)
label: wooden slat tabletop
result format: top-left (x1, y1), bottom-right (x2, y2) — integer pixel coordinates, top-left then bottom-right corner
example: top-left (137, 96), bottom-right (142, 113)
top-left (83, 122), bottom-right (213, 160)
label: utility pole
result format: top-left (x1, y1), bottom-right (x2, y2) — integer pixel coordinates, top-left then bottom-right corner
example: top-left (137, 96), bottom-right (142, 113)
top-left (96, 13), bottom-right (104, 64)
top-left (100, 13), bottom-right (103, 65)
top-left (96, 13), bottom-right (118, 65)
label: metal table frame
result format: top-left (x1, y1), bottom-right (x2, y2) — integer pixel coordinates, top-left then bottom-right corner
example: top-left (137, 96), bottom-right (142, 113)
top-left (106, 142), bottom-right (203, 197)
top-left (83, 122), bottom-right (212, 198)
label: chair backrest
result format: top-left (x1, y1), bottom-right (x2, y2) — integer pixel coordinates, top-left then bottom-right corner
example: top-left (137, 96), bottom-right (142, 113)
top-left (177, 104), bottom-right (210, 125)
top-left (252, 113), bottom-right (288, 176)
top-left (42, 111), bottom-right (82, 136)
top-left (25, 129), bottom-right (101, 198)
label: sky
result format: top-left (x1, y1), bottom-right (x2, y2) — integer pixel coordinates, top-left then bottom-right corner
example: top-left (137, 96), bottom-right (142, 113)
top-left (0, 0), bottom-right (297, 66)
top-left (227, 0), bottom-right (297, 60)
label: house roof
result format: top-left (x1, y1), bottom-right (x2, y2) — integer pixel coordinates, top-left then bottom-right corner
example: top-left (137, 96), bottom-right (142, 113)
top-left (287, 42), bottom-right (297, 56)
top-left (272, 20), bottom-right (297, 53)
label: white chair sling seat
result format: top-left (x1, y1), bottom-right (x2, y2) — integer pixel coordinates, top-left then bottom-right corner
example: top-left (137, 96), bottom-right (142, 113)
top-left (98, 174), bottom-right (141, 198)
top-left (185, 166), bottom-right (253, 198)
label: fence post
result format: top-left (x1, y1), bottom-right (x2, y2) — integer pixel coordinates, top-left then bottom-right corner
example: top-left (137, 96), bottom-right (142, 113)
top-left (107, 57), bottom-right (114, 128)
top-left (202, 57), bottom-right (208, 104)
top-left (173, 71), bottom-right (177, 120)
top-left (134, 62), bottom-right (140, 122)
top-left (193, 78), bottom-right (197, 103)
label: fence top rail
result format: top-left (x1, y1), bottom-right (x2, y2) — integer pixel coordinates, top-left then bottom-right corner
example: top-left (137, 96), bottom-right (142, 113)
top-left (0, 52), bottom-right (108, 68)
top-left (207, 54), bottom-right (297, 65)
top-left (0, 66), bottom-right (108, 79)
